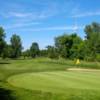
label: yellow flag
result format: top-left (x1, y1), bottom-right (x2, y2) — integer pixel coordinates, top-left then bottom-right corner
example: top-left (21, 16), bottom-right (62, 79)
top-left (76, 59), bottom-right (80, 64)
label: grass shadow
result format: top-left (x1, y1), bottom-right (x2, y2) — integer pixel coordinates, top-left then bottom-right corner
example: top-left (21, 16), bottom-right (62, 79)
top-left (0, 62), bottom-right (11, 64)
top-left (0, 87), bottom-right (16, 100)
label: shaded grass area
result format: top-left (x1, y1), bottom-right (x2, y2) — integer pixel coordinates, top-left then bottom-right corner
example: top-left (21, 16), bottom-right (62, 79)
top-left (11, 88), bottom-right (100, 100)
top-left (0, 58), bottom-right (100, 100)
top-left (0, 87), bottom-right (16, 100)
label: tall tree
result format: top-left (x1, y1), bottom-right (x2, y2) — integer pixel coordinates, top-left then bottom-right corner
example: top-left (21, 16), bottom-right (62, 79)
top-left (10, 34), bottom-right (22, 58)
top-left (30, 42), bottom-right (39, 58)
top-left (1, 44), bottom-right (12, 59)
top-left (0, 27), bottom-right (6, 56)
top-left (55, 34), bottom-right (71, 58)
top-left (55, 33), bottom-right (83, 59)
top-left (84, 22), bottom-right (100, 60)
top-left (69, 34), bottom-right (83, 59)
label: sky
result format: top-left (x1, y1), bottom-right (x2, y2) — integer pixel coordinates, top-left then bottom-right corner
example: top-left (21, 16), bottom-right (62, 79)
top-left (0, 0), bottom-right (100, 50)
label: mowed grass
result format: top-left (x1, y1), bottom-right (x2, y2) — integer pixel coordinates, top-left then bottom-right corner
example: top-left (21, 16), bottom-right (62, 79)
top-left (8, 71), bottom-right (100, 94)
top-left (0, 58), bottom-right (100, 100)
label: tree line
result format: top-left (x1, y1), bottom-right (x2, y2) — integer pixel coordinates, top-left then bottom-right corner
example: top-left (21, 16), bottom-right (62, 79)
top-left (0, 22), bottom-right (100, 61)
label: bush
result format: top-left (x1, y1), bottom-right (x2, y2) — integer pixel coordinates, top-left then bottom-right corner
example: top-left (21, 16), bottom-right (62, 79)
top-left (96, 54), bottom-right (100, 62)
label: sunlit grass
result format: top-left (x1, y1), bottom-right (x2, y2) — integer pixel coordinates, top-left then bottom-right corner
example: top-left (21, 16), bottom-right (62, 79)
top-left (0, 58), bottom-right (100, 100)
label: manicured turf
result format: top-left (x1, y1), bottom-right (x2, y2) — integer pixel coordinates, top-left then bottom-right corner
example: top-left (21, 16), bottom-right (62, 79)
top-left (8, 71), bottom-right (100, 93)
top-left (0, 58), bottom-right (100, 100)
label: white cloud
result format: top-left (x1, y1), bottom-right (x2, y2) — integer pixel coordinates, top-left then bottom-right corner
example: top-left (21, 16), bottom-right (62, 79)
top-left (18, 25), bottom-right (84, 32)
top-left (0, 0), bottom-right (59, 20)
top-left (1, 10), bottom-right (57, 21)
top-left (9, 12), bottom-right (32, 18)
top-left (0, 12), bottom-right (31, 18)
top-left (72, 10), bottom-right (100, 18)
top-left (0, 0), bottom-right (73, 20)
top-left (4, 22), bottom-right (41, 29)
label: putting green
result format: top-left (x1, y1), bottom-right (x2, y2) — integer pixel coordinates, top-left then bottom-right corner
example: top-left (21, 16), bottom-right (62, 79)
top-left (8, 71), bottom-right (100, 93)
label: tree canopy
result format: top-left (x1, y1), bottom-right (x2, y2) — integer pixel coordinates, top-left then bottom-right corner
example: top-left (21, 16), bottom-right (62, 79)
top-left (10, 34), bottom-right (22, 58)
top-left (0, 22), bottom-right (100, 61)
top-left (84, 22), bottom-right (100, 60)
top-left (30, 42), bottom-right (40, 58)
top-left (0, 27), bottom-right (6, 56)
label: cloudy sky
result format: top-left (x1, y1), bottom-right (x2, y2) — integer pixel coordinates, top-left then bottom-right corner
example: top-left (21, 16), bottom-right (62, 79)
top-left (0, 0), bottom-right (100, 49)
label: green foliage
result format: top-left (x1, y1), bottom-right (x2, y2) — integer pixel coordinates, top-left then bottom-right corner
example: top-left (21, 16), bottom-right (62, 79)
top-left (10, 34), bottom-right (22, 58)
top-left (46, 46), bottom-right (59, 59)
top-left (40, 49), bottom-right (48, 57)
top-left (30, 42), bottom-right (39, 58)
top-left (84, 22), bottom-right (100, 60)
top-left (55, 34), bottom-right (71, 58)
top-left (0, 22), bottom-right (100, 61)
top-left (1, 44), bottom-right (14, 59)
top-left (0, 27), bottom-right (6, 56)
top-left (69, 34), bottom-right (84, 59)
top-left (96, 54), bottom-right (100, 62)
top-left (22, 49), bottom-right (31, 59)
top-left (55, 33), bottom-right (83, 59)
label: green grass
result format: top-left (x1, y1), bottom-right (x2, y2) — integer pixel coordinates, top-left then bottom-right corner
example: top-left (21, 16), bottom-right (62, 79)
top-left (8, 71), bottom-right (100, 93)
top-left (0, 58), bottom-right (100, 100)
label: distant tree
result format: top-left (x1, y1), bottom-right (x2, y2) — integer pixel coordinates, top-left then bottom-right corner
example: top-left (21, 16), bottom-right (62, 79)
top-left (1, 44), bottom-right (12, 59)
top-left (46, 45), bottom-right (58, 59)
top-left (84, 22), bottom-right (100, 60)
top-left (55, 34), bottom-right (70, 58)
top-left (30, 42), bottom-right (39, 58)
top-left (10, 34), bottom-right (22, 58)
top-left (69, 34), bottom-right (83, 59)
top-left (40, 49), bottom-right (48, 57)
top-left (60, 45), bottom-right (68, 58)
top-left (22, 49), bottom-right (30, 59)
top-left (0, 27), bottom-right (6, 57)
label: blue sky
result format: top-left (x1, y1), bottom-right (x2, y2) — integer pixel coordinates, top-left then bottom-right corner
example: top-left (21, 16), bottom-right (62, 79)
top-left (0, 0), bottom-right (100, 49)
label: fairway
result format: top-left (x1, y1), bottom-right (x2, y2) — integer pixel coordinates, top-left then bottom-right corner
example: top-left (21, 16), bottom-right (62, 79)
top-left (8, 71), bottom-right (100, 93)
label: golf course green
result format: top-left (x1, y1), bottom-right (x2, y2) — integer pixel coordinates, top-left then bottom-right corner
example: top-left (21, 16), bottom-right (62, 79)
top-left (8, 71), bottom-right (100, 93)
